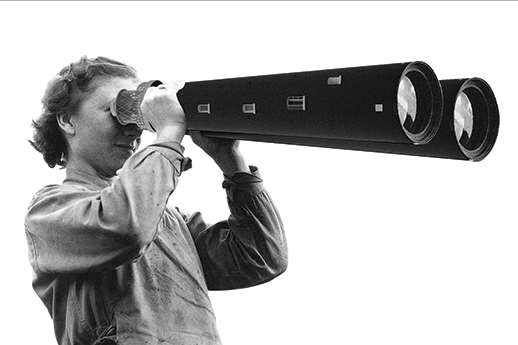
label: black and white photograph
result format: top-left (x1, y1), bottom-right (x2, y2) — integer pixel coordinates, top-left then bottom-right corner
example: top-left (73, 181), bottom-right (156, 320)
top-left (1, 2), bottom-right (517, 345)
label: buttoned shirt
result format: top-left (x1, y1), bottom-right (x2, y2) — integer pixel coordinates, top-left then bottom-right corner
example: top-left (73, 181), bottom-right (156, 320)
top-left (25, 141), bottom-right (288, 345)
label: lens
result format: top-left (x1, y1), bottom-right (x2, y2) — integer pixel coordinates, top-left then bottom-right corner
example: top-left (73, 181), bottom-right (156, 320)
top-left (398, 76), bottom-right (417, 126)
top-left (451, 78), bottom-right (499, 161)
top-left (453, 91), bottom-right (474, 143)
top-left (396, 62), bottom-right (442, 145)
top-left (397, 70), bottom-right (432, 137)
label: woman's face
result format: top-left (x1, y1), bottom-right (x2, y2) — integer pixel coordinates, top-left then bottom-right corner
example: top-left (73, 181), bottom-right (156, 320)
top-left (67, 76), bottom-right (142, 178)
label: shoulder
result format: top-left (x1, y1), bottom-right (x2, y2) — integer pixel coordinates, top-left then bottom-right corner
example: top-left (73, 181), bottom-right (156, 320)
top-left (28, 184), bottom-right (59, 208)
top-left (28, 182), bottom-right (94, 210)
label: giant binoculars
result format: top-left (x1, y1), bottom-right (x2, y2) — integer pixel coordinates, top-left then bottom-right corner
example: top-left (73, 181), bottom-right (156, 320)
top-left (113, 61), bottom-right (500, 161)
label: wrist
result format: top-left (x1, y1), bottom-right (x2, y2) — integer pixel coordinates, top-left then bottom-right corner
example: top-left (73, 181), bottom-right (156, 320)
top-left (154, 125), bottom-right (185, 144)
top-left (214, 151), bottom-right (249, 176)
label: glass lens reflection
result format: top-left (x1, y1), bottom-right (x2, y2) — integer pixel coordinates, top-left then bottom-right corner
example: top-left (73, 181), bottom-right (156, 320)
top-left (398, 76), bottom-right (417, 127)
top-left (454, 91), bottom-right (474, 142)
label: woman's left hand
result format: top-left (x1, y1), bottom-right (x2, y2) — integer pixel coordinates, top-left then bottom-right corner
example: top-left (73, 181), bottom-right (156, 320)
top-left (189, 131), bottom-right (249, 175)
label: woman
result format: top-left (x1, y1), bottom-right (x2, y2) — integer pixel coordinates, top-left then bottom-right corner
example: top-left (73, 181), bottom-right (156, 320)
top-left (26, 56), bottom-right (288, 345)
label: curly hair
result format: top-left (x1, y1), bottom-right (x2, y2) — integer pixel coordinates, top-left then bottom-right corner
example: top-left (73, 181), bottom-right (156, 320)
top-left (30, 56), bottom-right (138, 168)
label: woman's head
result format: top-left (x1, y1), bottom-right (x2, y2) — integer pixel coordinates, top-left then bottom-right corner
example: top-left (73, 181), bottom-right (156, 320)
top-left (30, 56), bottom-right (139, 169)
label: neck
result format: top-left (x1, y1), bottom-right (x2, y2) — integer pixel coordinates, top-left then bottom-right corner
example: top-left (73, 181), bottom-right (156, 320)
top-left (65, 155), bottom-right (114, 180)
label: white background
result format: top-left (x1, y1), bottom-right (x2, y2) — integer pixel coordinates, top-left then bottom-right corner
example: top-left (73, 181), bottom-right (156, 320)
top-left (0, 2), bottom-right (516, 344)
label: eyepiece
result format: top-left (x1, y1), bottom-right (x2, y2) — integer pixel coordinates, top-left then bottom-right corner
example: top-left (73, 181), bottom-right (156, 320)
top-left (397, 62), bottom-right (443, 145)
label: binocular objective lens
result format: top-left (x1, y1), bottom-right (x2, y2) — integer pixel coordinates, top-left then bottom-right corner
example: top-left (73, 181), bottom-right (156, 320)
top-left (453, 84), bottom-right (491, 154)
top-left (396, 67), bottom-right (435, 142)
top-left (454, 91), bottom-right (474, 144)
top-left (398, 76), bottom-right (418, 127)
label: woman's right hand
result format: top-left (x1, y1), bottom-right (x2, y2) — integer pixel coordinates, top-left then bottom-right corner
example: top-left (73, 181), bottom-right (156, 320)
top-left (141, 81), bottom-right (186, 143)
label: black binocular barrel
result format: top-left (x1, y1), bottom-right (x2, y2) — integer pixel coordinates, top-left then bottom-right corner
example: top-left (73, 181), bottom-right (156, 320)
top-left (177, 61), bottom-right (443, 146)
top-left (203, 78), bottom-right (498, 161)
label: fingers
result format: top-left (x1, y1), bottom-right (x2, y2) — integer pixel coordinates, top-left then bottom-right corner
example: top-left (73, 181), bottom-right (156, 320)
top-left (164, 80), bottom-right (186, 92)
top-left (140, 80), bottom-right (187, 139)
top-left (143, 80), bottom-right (184, 99)
top-left (189, 130), bottom-right (204, 145)
top-left (153, 81), bottom-right (185, 98)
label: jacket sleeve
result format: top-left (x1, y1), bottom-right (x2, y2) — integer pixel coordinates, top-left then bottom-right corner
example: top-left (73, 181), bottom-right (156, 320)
top-left (25, 142), bottom-right (187, 275)
top-left (184, 166), bottom-right (288, 290)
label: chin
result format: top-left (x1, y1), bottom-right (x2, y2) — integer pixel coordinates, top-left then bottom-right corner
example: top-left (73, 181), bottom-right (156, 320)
top-left (108, 160), bottom-right (127, 177)
top-left (106, 148), bottom-right (136, 176)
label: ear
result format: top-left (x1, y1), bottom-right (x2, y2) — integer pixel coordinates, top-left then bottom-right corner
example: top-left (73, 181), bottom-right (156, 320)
top-left (56, 112), bottom-right (76, 136)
